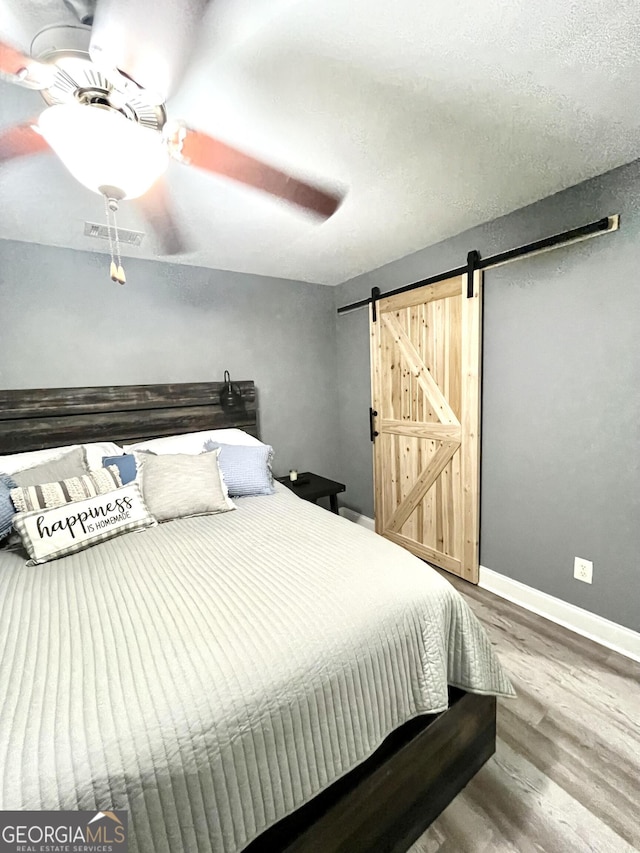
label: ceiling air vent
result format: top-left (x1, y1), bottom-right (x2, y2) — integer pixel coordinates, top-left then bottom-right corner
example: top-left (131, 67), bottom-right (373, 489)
top-left (84, 222), bottom-right (145, 246)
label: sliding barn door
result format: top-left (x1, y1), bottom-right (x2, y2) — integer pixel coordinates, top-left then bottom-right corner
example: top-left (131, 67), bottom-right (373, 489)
top-left (370, 272), bottom-right (482, 582)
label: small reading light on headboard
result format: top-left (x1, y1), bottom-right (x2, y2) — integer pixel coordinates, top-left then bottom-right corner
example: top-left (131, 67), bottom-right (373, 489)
top-left (220, 370), bottom-right (243, 410)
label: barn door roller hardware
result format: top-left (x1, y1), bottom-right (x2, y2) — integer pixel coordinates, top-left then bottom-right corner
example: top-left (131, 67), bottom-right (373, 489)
top-left (370, 286), bottom-right (381, 322)
top-left (466, 250), bottom-right (480, 299)
top-left (337, 214), bottom-right (620, 315)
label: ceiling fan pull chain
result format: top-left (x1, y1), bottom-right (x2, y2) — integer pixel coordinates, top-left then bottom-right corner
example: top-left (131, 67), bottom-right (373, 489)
top-left (113, 210), bottom-right (126, 285)
top-left (103, 192), bottom-right (119, 283)
top-left (102, 193), bottom-right (126, 284)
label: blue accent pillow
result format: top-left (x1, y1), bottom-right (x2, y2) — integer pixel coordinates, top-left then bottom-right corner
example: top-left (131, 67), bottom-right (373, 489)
top-left (102, 454), bottom-right (137, 485)
top-left (0, 473), bottom-right (17, 542)
top-left (203, 442), bottom-right (275, 497)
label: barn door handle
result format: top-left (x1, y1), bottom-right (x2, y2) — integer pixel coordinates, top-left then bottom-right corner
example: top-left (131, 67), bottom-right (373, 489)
top-left (369, 408), bottom-right (379, 442)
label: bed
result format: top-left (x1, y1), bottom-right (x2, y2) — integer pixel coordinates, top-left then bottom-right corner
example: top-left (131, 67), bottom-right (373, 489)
top-left (0, 382), bottom-right (514, 853)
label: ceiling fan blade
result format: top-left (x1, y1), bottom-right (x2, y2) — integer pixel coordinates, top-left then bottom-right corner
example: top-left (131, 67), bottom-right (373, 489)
top-left (168, 126), bottom-right (343, 219)
top-left (0, 123), bottom-right (51, 164)
top-left (89, 0), bottom-right (210, 101)
top-left (0, 40), bottom-right (54, 89)
top-left (136, 176), bottom-right (189, 255)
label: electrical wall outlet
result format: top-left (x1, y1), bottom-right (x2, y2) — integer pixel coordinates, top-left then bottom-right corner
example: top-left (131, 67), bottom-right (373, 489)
top-left (574, 557), bottom-right (593, 584)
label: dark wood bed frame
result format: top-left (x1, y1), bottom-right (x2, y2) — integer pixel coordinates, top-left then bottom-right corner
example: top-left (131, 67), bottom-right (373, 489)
top-left (0, 382), bottom-right (496, 853)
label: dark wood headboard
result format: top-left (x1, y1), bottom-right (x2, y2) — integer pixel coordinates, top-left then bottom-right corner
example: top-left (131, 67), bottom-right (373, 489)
top-left (0, 381), bottom-right (258, 455)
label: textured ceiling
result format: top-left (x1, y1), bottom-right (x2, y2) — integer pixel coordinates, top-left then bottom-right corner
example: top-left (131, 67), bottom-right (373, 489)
top-left (1, 0), bottom-right (640, 285)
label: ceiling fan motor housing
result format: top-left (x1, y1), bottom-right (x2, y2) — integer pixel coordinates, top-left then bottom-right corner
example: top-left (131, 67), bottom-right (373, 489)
top-left (30, 24), bottom-right (166, 133)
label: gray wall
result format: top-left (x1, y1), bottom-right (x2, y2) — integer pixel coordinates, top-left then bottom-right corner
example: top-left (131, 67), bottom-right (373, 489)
top-left (0, 240), bottom-right (340, 483)
top-left (2, 157), bottom-right (639, 632)
top-left (335, 159), bottom-right (640, 632)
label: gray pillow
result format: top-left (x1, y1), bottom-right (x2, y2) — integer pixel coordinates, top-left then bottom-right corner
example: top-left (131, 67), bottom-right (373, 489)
top-left (12, 447), bottom-right (88, 487)
top-left (138, 451), bottom-right (235, 523)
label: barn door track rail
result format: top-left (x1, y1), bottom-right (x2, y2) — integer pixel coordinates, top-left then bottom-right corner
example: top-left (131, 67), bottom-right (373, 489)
top-left (338, 214), bottom-right (619, 316)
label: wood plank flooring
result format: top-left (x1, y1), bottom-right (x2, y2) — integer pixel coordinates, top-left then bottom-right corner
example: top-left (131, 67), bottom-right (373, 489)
top-left (409, 573), bottom-right (640, 853)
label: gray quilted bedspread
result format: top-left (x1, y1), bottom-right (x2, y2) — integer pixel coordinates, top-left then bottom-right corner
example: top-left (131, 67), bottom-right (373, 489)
top-left (0, 485), bottom-right (514, 852)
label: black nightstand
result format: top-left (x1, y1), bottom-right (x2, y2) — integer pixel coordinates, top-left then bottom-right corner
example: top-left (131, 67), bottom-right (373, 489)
top-left (276, 472), bottom-right (346, 514)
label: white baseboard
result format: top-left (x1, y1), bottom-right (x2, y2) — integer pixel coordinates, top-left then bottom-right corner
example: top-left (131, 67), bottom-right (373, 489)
top-left (339, 507), bottom-right (376, 532)
top-left (480, 565), bottom-right (640, 663)
top-left (335, 516), bottom-right (640, 662)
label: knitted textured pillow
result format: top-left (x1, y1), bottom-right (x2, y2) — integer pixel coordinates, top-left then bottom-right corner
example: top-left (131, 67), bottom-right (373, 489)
top-left (10, 466), bottom-right (122, 513)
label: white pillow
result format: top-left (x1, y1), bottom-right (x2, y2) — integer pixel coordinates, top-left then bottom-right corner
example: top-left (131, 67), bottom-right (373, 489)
top-left (124, 428), bottom-right (263, 455)
top-left (13, 483), bottom-right (156, 565)
top-left (0, 442), bottom-right (124, 475)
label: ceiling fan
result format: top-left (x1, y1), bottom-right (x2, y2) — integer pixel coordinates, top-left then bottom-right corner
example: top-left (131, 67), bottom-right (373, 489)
top-left (0, 0), bottom-right (344, 280)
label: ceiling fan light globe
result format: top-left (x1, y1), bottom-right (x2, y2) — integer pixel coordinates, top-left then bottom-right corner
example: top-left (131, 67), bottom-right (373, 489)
top-left (38, 103), bottom-right (168, 199)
